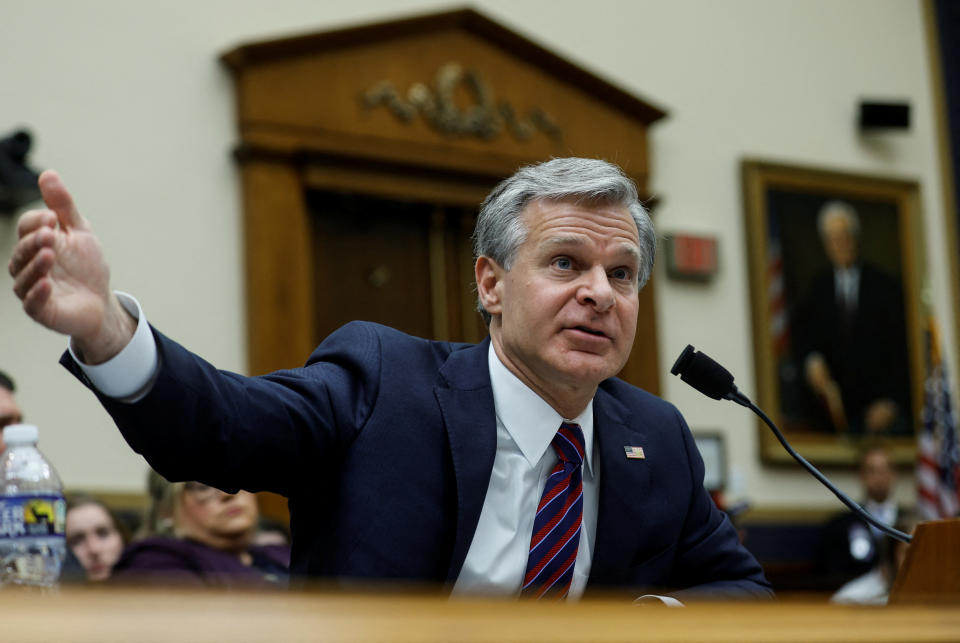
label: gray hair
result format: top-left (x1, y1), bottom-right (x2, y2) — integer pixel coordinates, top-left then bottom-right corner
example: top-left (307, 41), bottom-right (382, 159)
top-left (817, 200), bottom-right (861, 239)
top-left (473, 157), bottom-right (656, 323)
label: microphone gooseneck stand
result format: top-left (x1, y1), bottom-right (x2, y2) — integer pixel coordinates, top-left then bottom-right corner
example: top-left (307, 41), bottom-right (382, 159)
top-left (672, 344), bottom-right (912, 544)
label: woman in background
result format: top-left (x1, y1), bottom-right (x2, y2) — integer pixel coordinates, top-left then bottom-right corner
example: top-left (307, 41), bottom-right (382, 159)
top-left (112, 472), bottom-right (289, 588)
top-left (65, 494), bottom-right (129, 582)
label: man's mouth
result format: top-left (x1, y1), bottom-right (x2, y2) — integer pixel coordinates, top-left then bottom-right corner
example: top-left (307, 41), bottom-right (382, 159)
top-left (572, 326), bottom-right (608, 338)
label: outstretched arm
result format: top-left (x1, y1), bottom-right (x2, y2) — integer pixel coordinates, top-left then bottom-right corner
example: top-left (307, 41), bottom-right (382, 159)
top-left (9, 170), bottom-right (135, 364)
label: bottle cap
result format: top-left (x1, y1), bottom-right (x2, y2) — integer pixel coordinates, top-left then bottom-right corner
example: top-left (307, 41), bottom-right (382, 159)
top-left (2, 423), bottom-right (38, 444)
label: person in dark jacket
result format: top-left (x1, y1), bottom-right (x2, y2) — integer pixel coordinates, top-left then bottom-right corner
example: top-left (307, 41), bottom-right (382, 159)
top-left (113, 471), bottom-right (289, 589)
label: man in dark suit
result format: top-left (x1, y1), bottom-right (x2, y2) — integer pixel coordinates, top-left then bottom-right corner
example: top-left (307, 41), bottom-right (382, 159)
top-left (816, 446), bottom-right (903, 590)
top-left (9, 158), bottom-right (771, 600)
top-left (794, 201), bottom-right (911, 434)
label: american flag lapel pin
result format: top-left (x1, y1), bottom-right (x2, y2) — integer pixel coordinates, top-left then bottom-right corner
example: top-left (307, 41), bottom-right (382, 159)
top-left (624, 446), bottom-right (645, 460)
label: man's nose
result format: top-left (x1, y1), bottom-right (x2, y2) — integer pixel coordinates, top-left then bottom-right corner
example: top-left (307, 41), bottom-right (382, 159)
top-left (577, 266), bottom-right (615, 312)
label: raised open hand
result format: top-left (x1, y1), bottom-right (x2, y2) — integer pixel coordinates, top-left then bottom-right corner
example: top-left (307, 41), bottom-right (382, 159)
top-left (9, 171), bottom-right (134, 363)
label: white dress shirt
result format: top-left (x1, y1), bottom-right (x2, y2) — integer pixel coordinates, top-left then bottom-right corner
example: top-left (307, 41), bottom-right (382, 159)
top-left (451, 344), bottom-right (597, 597)
top-left (864, 499), bottom-right (898, 539)
top-left (834, 266), bottom-right (860, 312)
top-left (69, 293), bottom-right (156, 400)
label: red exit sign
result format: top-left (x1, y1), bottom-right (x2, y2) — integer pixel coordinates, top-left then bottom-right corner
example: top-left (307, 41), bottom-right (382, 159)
top-left (665, 234), bottom-right (718, 280)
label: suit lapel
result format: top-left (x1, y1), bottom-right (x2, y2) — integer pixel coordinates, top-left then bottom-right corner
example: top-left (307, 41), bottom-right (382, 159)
top-left (432, 344), bottom-right (655, 585)
top-left (589, 386), bottom-right (651, 583)
top-left (434, 337), bottom-right (498, 582)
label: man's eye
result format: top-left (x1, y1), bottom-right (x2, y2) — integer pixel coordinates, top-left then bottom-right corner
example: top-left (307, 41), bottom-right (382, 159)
top-left (611, 268), bottom-right (632, 280)
top-left (554, 257), bottom-right (573, 270)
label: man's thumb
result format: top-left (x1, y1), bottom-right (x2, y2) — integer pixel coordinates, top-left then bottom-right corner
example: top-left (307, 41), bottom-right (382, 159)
top-left (38, 170), bottom-right (85, 230)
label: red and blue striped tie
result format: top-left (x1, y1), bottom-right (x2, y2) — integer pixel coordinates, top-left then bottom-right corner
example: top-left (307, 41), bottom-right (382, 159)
top-left (521, 422), bottom-right (585, 600)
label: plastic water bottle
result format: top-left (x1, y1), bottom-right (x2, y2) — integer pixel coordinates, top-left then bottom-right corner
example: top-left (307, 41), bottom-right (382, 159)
top-left (0, 424), bottom-right (66, 589)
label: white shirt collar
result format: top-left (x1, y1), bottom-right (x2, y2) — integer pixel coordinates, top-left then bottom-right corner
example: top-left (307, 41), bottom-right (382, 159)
top-left (834, 266), bottom-right (860, 288)
top-left (865, 498), bottom-right (896, 516)
top-left (487, 343), bottom-right (595, 476)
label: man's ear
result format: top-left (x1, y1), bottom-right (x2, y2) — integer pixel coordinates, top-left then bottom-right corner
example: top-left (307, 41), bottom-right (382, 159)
top-left (475, 255), bottom-right (504, 316)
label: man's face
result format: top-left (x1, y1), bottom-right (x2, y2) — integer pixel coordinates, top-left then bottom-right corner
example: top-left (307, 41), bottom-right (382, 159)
top-left (0, 387), bottom-right (23, 452)
top-left (480, 199), bottom-right (641, 409)
top-left (822, 212), bottom-right (858, 268)
top-left (861, 449), bottom-right (895, 503)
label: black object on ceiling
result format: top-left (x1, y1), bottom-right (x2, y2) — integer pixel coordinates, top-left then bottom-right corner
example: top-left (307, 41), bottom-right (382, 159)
top-left (0, 129), bottom-right (42, 216)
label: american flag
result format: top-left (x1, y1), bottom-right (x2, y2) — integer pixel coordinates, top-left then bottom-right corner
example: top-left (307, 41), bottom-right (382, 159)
top-left (767, 218), bottom-right (789, 356)
top-left (916, 318), bottom-right (960, 520)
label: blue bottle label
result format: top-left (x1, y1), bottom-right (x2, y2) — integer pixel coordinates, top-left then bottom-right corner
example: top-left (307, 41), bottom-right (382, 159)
top-left (0, 494), bottom-right (67, 540)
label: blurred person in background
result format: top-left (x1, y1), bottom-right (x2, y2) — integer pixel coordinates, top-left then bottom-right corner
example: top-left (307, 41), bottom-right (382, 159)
top-left (0, 369), bottom-right (24, 452)
top-left (112, 471), bottom-right (289, 589)
top-left (816, 445), bottom-right (902, 590)
top-left (830, 513), bottom-right (915, 605)
top-left (65, 493), bottom-right (129, 582)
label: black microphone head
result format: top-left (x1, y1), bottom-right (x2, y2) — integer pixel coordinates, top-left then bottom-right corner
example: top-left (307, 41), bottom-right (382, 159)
top-left (670, 344), bottom-right (736, 400)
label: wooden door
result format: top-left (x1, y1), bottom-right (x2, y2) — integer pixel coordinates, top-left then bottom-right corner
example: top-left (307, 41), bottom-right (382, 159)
top-left (308, 191), bottom-right (483, 345)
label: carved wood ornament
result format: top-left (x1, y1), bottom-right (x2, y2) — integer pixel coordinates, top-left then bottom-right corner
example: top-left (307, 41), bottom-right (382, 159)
top-left (364, 62), bottom-right (562, 142)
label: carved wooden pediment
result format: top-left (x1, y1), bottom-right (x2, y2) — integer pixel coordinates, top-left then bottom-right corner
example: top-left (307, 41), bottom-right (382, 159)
top-left (221, 8), bottom-right (666, 186)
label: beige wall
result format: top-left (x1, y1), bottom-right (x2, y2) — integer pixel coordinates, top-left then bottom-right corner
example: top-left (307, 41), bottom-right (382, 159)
top-left (0, 0), bottom-right (953, 510)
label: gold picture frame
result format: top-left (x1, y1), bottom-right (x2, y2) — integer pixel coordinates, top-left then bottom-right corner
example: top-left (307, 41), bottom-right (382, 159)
top-left (742, 160), bottom-right (924, 466)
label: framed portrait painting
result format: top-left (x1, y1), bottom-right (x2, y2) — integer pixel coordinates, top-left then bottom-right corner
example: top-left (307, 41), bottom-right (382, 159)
top-left (742, 160), bottom-right (924, 466)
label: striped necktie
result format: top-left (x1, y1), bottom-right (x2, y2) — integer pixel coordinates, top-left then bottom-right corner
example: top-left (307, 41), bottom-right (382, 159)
top-left (521, 422), bottom-right (585, 600)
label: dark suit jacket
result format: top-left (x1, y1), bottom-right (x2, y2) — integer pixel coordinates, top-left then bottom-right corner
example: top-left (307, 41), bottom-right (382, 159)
top-left (63, 321), bottom-right (771, 599)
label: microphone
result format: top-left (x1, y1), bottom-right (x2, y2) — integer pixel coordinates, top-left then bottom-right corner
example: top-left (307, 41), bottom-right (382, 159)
top-left (670, 344), bottom-right (748, 404)
top-left (671, 344), bottom-right (911, 544)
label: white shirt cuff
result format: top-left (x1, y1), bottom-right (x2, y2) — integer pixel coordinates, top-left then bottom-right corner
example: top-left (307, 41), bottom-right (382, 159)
top-left (68, 292), bottom-right (159, 401)
top-left (634, 594), bottom-right (684, 607)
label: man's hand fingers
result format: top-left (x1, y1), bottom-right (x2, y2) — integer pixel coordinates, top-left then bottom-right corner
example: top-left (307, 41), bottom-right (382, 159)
top-left (8, 225), bottom-right (55, 280)
top-left (20, 275), bottom-right (54, 324)
top-left (38, 170), bottom-right (87, 232)
top-left (12, 245), bottom-right (54, 303)
top-left (16, 208), bottom-right (57, 240)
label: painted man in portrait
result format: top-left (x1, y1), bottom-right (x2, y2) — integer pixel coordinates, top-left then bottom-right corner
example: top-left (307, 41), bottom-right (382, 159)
top-left (792, 201), bottom-right (912, 435)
